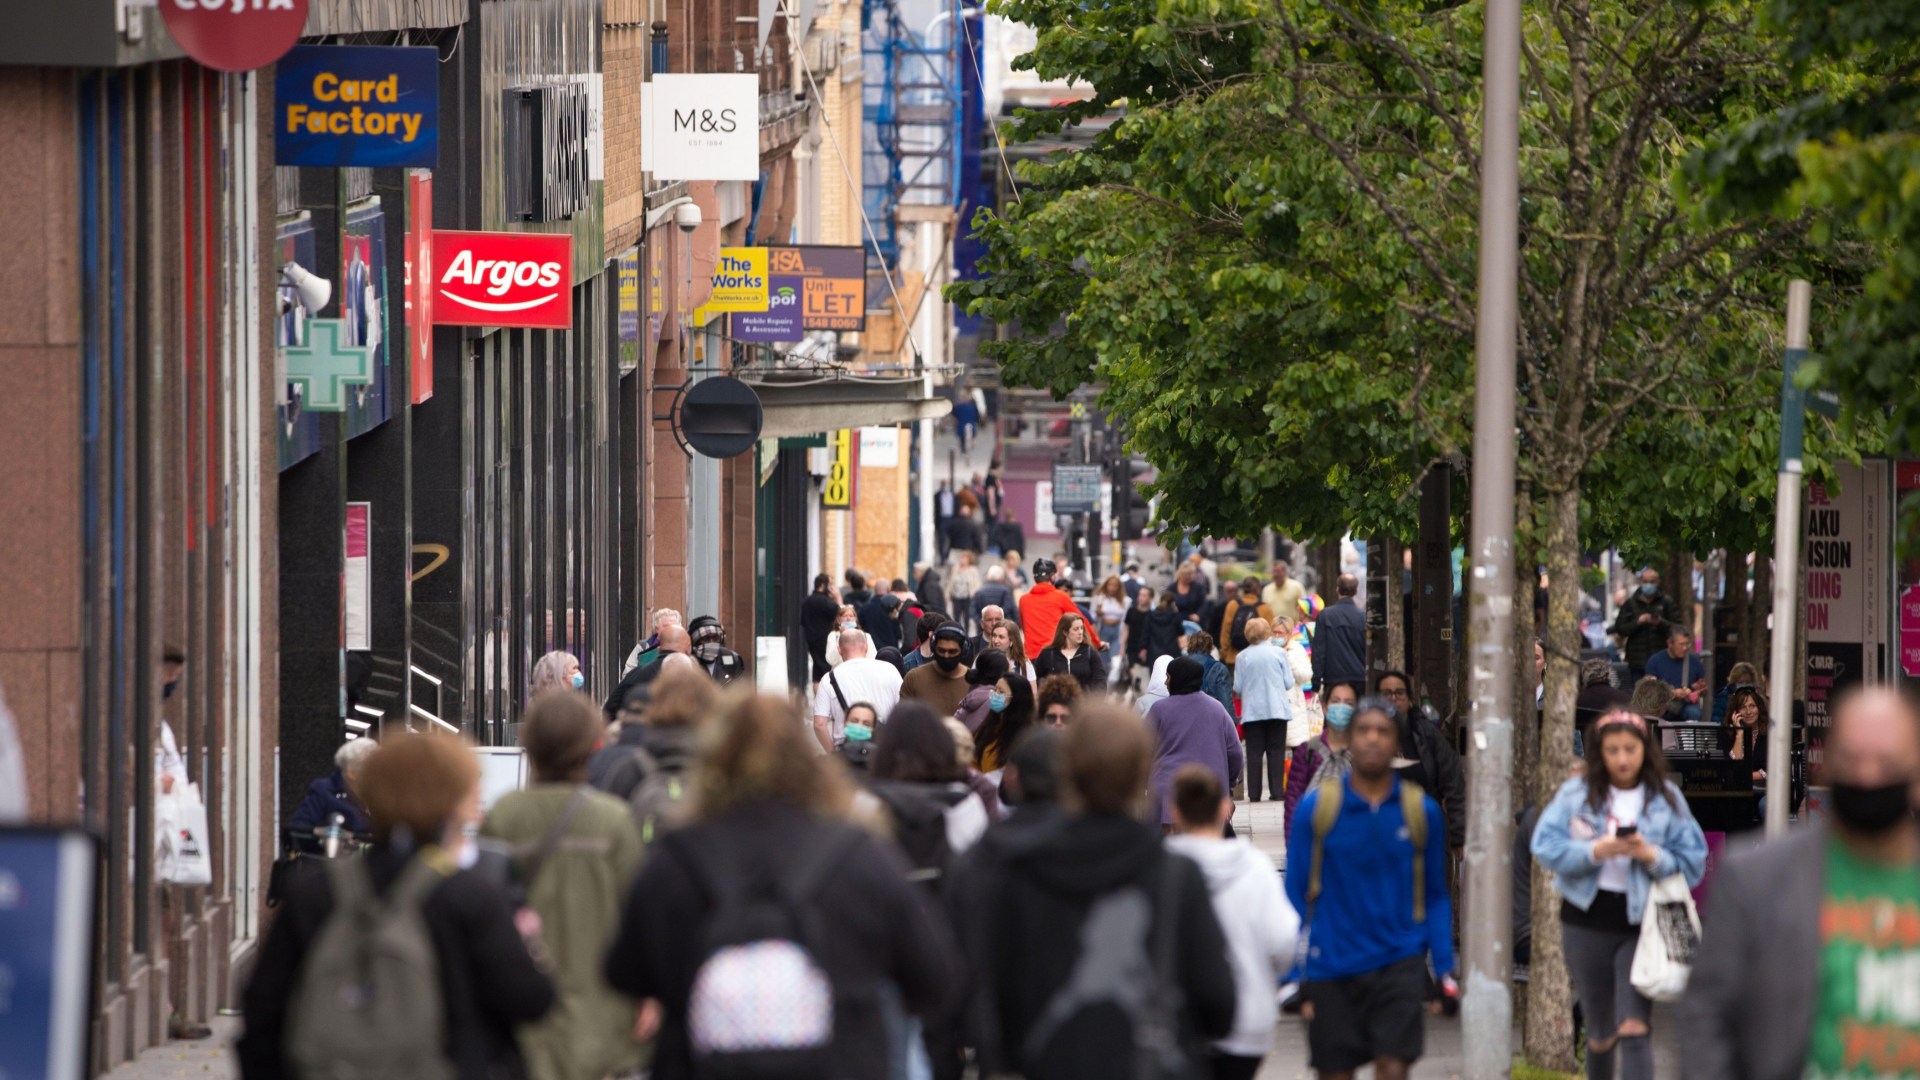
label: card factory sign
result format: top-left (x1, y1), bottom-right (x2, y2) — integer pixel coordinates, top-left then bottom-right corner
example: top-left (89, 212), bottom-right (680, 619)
top-left (431, 231), bottom-right (574, 330)
top-left (275, 46), bottom-right (439, 168)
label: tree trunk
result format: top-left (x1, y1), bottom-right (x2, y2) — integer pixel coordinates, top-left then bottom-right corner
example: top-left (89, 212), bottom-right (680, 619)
top-left (1667, 549), bottom-right (1694, 635)
top-left (1386, 537), bottom-right (1408, 674)
top-left (1729, 550), bottom-right (1752, 667)
top-left (1523, 483), bottom-right (1583, 1073)
top-left (1313, 539), bottom-right (1343, 602)
top-left (1512, 550), bottom-right (1540, 809)
top-left (1750, 551), bottom-right (1773, 673)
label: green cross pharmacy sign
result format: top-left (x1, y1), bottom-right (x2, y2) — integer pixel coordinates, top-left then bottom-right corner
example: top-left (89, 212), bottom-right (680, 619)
top-left (284, 318), bottom-right (374, 411)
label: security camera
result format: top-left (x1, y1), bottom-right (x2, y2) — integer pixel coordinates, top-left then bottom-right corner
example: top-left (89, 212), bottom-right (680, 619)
top-left (673, 202), bottom-right (703, 234)
top-left (279, 262), bottom-right (333, 315)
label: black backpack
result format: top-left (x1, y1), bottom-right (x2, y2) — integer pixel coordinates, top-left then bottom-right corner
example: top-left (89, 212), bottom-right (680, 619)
top-left (667, 827), bottom-right (863, 1080)
top-left (1019, 858), bottom-right (1190, 1080)
top-left (1229, 601), bottom-right (1261, 651)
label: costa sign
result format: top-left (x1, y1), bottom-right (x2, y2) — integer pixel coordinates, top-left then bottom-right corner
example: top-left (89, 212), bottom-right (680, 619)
top-left (162, 0), bottom-right (308, 73)
top-left (431, 231), bottom-right (573, 330)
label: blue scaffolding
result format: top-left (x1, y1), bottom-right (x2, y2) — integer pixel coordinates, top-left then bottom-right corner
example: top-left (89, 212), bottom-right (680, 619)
top-left (861, 0), bottom-right (968, 276)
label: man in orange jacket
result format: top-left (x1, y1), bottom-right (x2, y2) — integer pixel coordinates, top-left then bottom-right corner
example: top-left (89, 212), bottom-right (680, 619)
top-left (1021, 557), bottom-right (1102, 653)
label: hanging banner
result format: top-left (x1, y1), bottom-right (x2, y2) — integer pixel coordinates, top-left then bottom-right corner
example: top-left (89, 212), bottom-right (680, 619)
top-left (704, 247), bottom-right (770, 314)
top-left (768, 245), bottom-right (867, 331)
top-left (731, 278), bottom-right (803, 343)
top-left (822, 428), bottom-right (855, 508)
top-left (404, 172), bottom-right (434, 403)
top-left (431, 231), bottom-right (573, 330)
top-left (274, 46), bottom-right (439, 168)
top-left (640, 74), bottom-right (760, 182)
top-left (345, 503), bottom-right (372, 651)
top-left (617, 248), bottom-right (641, 371)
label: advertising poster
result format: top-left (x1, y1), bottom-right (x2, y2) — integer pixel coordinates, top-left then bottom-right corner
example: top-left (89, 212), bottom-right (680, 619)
top-left (732, 277), bottom-right (803, 343)
top-left (617, 248), bottom-right (641, 371)
top-left (344, 503), bottom-right (371, 651)
top-left (768, 246), bottom-right (867, 331)
top-left (341, 201), bottom-right (391, 440)
top-left (276, 216), bottom-right (325, 471)
top-left (274, 46), bottom-right (439, 168)
top-left (1804, 460), bottom-right (1891, 762)
top-left (404, 172), bottom-right (434, 403)
top-left (705, 248), bottom-right (769, 314)
top-left (0, 829), bottom-right (98, 1080)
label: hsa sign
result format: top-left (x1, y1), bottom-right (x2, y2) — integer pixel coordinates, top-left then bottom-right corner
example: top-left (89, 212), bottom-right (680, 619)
top-left (431, 232), bottom-right (573, 330)
top-left (276, 46), bottom-right (439, 168)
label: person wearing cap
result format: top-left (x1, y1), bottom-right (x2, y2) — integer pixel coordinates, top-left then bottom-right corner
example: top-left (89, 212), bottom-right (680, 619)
top-left (901, 625), bottom-right (974, 718)
top-left (687, 615), bottom-right (746, 684)
top-left (1020, 557), bottom-right (1101, 661)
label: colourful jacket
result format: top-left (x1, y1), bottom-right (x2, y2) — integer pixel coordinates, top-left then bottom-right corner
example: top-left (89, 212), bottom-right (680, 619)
top-left (1019, 581), bottom-right (1099, 654)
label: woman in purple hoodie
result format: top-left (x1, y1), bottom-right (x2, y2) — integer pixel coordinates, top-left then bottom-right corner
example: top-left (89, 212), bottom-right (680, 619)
top-left (1145, 656), bottom-right (1244, 830)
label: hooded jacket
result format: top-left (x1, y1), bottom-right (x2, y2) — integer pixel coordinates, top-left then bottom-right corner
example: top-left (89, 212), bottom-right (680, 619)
top-left (1164, 835), bottom-right (1300, 1057)
top-left (1143, 606), bottom-right (1185, 666)
top-left (1145, 662), bottom-right (1245, 826)
top-left (1396, 709), bottom-right (1468, 850)
top-left (950, 813), bottom-right (1237, 1079)
top-left (1019, 581), bottom-right (1101, 654)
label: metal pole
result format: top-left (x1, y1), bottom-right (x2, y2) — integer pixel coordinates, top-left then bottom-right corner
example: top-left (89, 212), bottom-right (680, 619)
top-left (1766, 281), bottom-right (1811, 837)
top-left (1462, 0), bottom-right (1520, 1068)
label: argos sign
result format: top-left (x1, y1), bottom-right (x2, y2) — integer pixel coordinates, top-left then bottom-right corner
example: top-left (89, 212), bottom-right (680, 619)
top-left (431, 232), bottom-right (573, 330)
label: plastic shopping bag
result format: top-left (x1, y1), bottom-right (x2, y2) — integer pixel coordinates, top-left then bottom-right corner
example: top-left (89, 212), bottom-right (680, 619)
top-left (1629, 874), bottom-right (1701, 1002)
top-left (158, 782), bottom-right (214, 886)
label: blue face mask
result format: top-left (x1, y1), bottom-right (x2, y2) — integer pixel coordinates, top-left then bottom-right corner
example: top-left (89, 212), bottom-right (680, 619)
top-left (1639, 583), bottom-right (1656, 596)
top-left (1325, 703), bottom-right (1355, 730)
top-left (987, 691), bottom-right (1010, 713)
top-left (570, 671), bottom-right (585, 690)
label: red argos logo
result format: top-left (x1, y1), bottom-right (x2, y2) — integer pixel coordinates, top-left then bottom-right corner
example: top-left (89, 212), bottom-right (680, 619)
top-left (431, 231), bottom-right (573, 330)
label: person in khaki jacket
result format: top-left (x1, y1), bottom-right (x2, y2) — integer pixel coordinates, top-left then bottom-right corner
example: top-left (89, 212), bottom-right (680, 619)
top-left (482, 690), bottom-right (646, 1080)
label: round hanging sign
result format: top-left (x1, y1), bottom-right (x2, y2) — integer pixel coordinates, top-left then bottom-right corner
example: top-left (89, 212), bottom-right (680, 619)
top-left (161, 0), bottom-right (310, 73)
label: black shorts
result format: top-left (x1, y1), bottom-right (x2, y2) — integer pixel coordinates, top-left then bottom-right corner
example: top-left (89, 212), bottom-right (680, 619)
top-left (1303, 955), bottom-right (1428, 1072)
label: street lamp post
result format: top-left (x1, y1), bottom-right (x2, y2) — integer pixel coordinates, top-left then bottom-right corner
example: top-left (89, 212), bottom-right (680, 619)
top-left (1462, 0), bottom-right (1521, 1072)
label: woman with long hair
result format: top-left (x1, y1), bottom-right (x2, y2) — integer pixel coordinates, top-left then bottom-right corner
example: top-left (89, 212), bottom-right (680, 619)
top-left (1710, 660), bottom-right (1767, 724)
top-left (825, 604), bottom-right (862, 668)
top-left (1090, 575), bottom-right (1130, 679)
top-left (1719, 683), bottom-right (1791, 823)
top-left (605, 695), bottom-right (954, 1080)
top-left (1034, 613), bottom-right (1108, 691)
top-left (973, 673), bottom-right (1035, 773)
top-left (529, 650), bottom-right (584, 698)
top-left (988, 620), bottom-right (1038, 682)
top-left (1531, 710), bottom-right (1708, 1080)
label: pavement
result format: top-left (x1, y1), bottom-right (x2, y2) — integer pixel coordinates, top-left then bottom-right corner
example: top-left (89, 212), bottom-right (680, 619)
top-left (104, 799), bottom-right (1676, 1080)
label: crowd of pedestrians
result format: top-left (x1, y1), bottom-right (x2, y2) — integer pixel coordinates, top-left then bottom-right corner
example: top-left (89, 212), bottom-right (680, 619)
top-left (230, 552), bottom-right (1920, 1080)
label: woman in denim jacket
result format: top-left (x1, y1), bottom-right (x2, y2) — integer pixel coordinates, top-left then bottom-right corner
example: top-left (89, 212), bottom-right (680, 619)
top-left (1532, 709), bottom-right (1707, 1080)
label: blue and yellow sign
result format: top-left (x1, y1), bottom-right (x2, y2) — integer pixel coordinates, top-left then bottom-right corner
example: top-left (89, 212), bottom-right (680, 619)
top-left (275, 45), bottom-right (438, 168)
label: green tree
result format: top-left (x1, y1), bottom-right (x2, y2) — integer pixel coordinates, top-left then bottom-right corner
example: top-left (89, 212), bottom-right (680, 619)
top-left (954, 0), bottom-right (1862, 1065)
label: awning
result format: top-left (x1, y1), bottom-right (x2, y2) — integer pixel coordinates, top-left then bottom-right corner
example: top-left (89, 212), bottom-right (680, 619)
top-left (738, 368), bottom-right (953, 439)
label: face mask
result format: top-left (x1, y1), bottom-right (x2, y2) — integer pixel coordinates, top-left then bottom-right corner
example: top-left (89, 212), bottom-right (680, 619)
top-left (987, 691), bottom-right (1010, 713)
top-left (569, 671), bottom-right (585, 690)
top-left (935, 654), bottom-right (962, 673)
top-left (1830, 780), bottom-right (1915, 834)
top-left (162, 679), bottom-right (180, 700)
top-left (841, 621), bottom-right (858, 631)
top-left (1325, 703), bottom-right (1355, 730)
top-left (844, 723), bottom-right (873, 743)
top-left (1639, 583), bottom-right (1656, 597)
top-left (695, 642), bottom-right (721, 663)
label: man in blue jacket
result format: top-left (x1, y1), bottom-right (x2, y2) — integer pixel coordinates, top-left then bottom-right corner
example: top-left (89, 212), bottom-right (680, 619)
top-left (1286, 697), bottom-right (1454, 1080)
top-left (1310, 573), bottom-right (1368, 694)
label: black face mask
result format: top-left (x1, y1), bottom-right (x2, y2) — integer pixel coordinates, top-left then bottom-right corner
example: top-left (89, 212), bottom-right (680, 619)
top-left (163, 678), bottom-right (180, 700)
top-left (1831, 780), bottom-right (1915, 834)
top-left (934, 654), bottom-right (962, 673)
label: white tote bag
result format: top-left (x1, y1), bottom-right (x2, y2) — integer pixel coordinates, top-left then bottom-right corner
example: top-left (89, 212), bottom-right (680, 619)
top-left (157, 782), bottom-right (214, 886)
top-left (1629, 874), bottom-right (1701, 1002)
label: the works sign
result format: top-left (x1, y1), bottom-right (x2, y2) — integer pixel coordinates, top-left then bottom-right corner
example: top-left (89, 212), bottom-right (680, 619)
top-left (431, 231), bottom-right (573, 330)
top-left (505, 83), bottom-right (592, 223)
top-left (275, 46), bottom-right (439, 168)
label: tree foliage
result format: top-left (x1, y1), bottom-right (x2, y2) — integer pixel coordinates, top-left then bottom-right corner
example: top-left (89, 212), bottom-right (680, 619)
top-left (952, 0), bottom-right (1882, 1066)
top-left (1686, 0), bottom-right (1920, 449)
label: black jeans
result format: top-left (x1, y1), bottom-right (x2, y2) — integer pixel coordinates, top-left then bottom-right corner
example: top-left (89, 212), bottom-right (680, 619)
top-left (1243, 719), bottom-right (1285, 801)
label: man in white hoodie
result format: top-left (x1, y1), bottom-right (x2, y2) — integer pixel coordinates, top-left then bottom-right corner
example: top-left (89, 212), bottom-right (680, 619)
top-left (1166, 764), bottom-right (1301, 1080)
